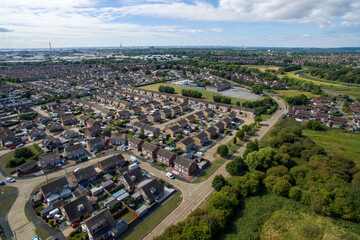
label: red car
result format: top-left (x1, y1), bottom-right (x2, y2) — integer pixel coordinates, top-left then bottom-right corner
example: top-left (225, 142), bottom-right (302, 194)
top-left (9, 146), bottom-right (15, 149)
top-left (71, 222), bottom-right (80, 228)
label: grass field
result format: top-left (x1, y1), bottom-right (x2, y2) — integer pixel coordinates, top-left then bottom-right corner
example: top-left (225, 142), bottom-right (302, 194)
top-left (219, 193), bottom-right (360, 240)
top-left (35, 226), bottom-right (51, 240)
top-left (123, 192), bottom-right (182, 240)
top-left (192, 158), bottom-right (226, 183)
top-left (117, 210), bottom-right (136, 223)
top-left (274, 89), bottom-right (320, 99)
top-left (0, 186), bottom-right (16, 196)
top-left (245, 65), bottom-right (281, 71)
top-left (0, 144), bottom-right (43, 174)
top-left (139, 83), bottom-right (250, 105)
top-left (303, 128), bottom-right (360, 166)
top-left (0, 194), bottom-right (18, 214)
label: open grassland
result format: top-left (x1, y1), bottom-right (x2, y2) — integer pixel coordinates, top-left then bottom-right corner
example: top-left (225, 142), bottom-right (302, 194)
top-left (139, 83), bottom-right (250, 105)
top-left (35, 226), bottom-right (51, 240)
top-left (219, 193), bottom-right (360, 240)
top-left (303, 128), bottom-right (360, 166)
top-left (192, 158), bottom-right (226, 183)
top-left (123, 192), bottom-right (182, 240)
top-left (274, 89), bottom-right (320, 99)
top-left (0, 186), bottom-right (16, 196)
top-left (285, 70), bottom-right (360, 99)
top-left (245, 65), bottom-right (281, 71)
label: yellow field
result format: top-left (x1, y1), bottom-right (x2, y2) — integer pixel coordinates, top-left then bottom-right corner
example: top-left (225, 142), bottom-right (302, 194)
top-left (246, 65), bottom-right (281, 71)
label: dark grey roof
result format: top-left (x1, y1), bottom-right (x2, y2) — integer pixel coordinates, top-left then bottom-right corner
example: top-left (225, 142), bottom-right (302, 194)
top-left (141, 141), bottom-right (159, 152)
top-left (174, 156), bottom-right (194, 169)
top-left (139, 179), bottom-right (164, 204)
top-left (16, 160), bottom-right (38, 172)
top-left (38, 151), bottom-right (60, 162)
top-left (40, 176), bottom-right (69, 196)
top-left (62, 195), bottom-right (93, 222)
top-left (82, 208), bottom-right (117, 239)
top-left (73, 166), bottom-right (97, 181)
top-left (180, 137), bottom-right (194, 146)
top-left (157, 148), bottom-right (177, 160)
top-left (122, 168), bottom-right (144, 188)
top-left (99, 154), bottom-right (125, 169)
top-left (129, 136), bottom-right (144, 145)
top-left (65, 143), bottom-right (84, 153)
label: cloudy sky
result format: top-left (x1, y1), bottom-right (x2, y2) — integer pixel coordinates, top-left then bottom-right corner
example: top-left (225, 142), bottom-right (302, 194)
top-left (0, 0), bottom-right (359, 48)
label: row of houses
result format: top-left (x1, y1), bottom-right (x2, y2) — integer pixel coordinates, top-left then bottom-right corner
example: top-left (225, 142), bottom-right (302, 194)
top-left (129, 136), bottom-right (198, 176)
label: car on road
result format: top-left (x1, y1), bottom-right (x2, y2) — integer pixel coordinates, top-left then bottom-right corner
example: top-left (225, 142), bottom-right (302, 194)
top-left (0, 181), bottom-right (5, 185)
top-left (6, 177), bottom-right (15, 183)
top-left (74, 167), bottom-right (82, 172)
top-left (262, 123), bottom-right (269, 126)
top-left (130, 156), bottom-right (139, 164)
top-left (166, 172), bottom-right (175, 179)
top-left (9, 146), bottom-right (16, 150)
top-left (16, 143), bottom-right (24, 148)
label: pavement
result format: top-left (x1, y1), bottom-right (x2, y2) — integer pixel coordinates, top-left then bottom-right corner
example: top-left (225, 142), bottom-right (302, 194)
top-left (0, 96), bottom-right (288, 240)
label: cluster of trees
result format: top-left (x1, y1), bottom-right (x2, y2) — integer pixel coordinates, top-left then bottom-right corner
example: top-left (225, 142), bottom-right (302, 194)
top-left (155, 185), bottom-right (240, 240)
top-left (213, 95), bottom-right (231, 104)
top-left (181, 89), bottom-right (202, 98)
top-left (308, 64), bottom-right (360, 84)
top-left (242, 97), bottom-right (277, 115)
top-left (6, 147), bottom-right (34, 168)
top-left (284, 94), bottom-right (308, 105)
top-left (251, 84), bottom-right (266, 94)
top-left (158, 85), bottom-right (175, 94)
top-left (279, 65), bottom-right (302, 72)
top-left (280, 76), bottom-right (322, 94)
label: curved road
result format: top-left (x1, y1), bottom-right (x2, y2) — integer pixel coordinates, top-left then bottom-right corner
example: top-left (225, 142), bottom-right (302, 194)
top-left (0, 97), bottom-right (288, 240)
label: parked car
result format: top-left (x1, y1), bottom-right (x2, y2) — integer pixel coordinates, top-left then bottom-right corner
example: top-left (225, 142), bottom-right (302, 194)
top-left (0, 181), bottom-right (5, 185)
top-left (74, 167), bottom-right (82, 172)
top-left (9, 146), bottom-right (15, 150)
top-left (71, 222), bottom-right (80, 228)
top-left (54, 214), bottom-right (65, 221)
top-left (16, 143), bottom-right (24, 148)
top-left (166, 172), bottom-right (175, 179)
top-left (6, 177), bottom-right (15, 183)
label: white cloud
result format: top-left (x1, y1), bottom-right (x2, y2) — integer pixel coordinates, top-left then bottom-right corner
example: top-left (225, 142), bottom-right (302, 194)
top-left (211, 28), bottom-right (223, 32)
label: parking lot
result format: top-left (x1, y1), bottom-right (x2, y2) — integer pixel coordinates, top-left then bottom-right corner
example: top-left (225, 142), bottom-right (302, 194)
top-left (221, 87), bottom-right (261, 101)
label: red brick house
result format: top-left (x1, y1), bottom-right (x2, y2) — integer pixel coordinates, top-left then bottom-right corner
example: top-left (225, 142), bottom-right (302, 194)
top-left (141, 142), bottom-right (160, 159)
top-left (157, 148), bottom-right (177, 166)
top-left (128, 136), bottom-right (144, 151)
top-left (174, 156), bottom-right (197, 176)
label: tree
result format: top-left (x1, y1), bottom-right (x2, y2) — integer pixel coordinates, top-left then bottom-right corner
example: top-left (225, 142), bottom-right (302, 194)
top-left (226, 157), bottom-right (247, 176)
top-left (289, 186), bottom-right (302, 201)
top-left (245, 147), bottom-right (277, 171)
top-left (217, 145), bottom-right (229, 157)
top-left (103, 128), bottom-right (111, 137)
top-left (18, 113), bottom-right (32, 120)
top-left (232, 137), bottom-right (237, 144)
top-left (14, 147), bottom-right (33, 159)
top-left (311, 121), bottom-right (321, 131)
top-left (242, 125), bottom-right (250, 133)
top-left (254, 116), bottom-right (263, 125)
top-left (243, 140), bottom-right (259, 159)
top-left (273, 178), bottom-right (292, 196)
top-left (212, 174), bottom-right (227, 191)
top-left (236, 130), bottom-right (245, 140)
top-left (138, 132), bottom-right (146, 139)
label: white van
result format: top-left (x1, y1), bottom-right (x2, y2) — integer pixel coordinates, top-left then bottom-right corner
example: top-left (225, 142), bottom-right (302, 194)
top-left (47, 208), bottom-right (60, 219)
top-left (129, 163), bottom-right (139, 171)
top-left (130, 156), bottom-right (139, 164)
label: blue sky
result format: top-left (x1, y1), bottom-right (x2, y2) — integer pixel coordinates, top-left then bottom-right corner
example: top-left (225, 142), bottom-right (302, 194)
top-left (0, 0), bottom-right (359, 48)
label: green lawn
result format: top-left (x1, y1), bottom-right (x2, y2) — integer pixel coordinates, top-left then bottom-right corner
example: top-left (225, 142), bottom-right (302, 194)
top-left (219, 193), bottom-right (360, 240)
top-left (139, 83), bottom-right (251, 105)
top-left (303, 128), bottom-right (360, 166)
top-left (245, 65), bottom-right (281, 71)
top-left (35, 226), bottom-right (51, 240)
top-left (274, 89), bottom-right (320, 98)
top-left (0, 144), bottom-right (44, 174)
top-left (116, 210), bottom-right (136, 223)
top-left (0, 186), bottom-right (16, 196)
top-left (0, 194), bottom-right (18, 214)
top-left (123, 192), bottom-right (182, 240)
top-left (226, 141), bottom-right (243, 156)
top-left (192, 159), bottom-right (226, 183)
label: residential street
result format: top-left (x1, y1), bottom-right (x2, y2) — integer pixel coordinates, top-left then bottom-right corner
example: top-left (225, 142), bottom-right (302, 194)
top-left (0, 97), bottom-right (287, 240)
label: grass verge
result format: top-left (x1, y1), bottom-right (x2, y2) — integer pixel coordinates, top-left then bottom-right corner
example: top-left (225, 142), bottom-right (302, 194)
top-left (0, 194), bottom-right (18, 214)
top-left (35, 226), bottom-right (51, 240)
top-left (192, 158), bottom-right (226, 183)
top-left (24, 207), bottom-right (32, 221)
top-left (123, 192), bottom-right (182, 240)
top-left (0, 186), bottom-right (16, 196)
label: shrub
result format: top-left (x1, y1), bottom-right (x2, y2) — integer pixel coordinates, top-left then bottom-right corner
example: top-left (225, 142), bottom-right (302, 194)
top-left (289, 186), bottom-right (302, 201)
top-left (217, 145), bottom-right (229, 157)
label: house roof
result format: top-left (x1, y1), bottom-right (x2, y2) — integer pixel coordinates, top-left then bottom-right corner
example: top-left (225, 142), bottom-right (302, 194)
top-left (167, 125), bottom-right (181, 133)
top-left (87, 136), bottom-right (104, 146)
top-left (38, 151), bottom-right (60, 162)
top-left (73, 166), bottom-right (97, 181)
top-left (122, 168), bottom-right (144, 188)
top-left (16, 160), bottom-right (38, 172)
top-left (62, 195), bottom-right (93, 222)
top-left (86, 125), bottom-right (101, 134)
top-left (82, 208), bottom-right (116, 239)
top-left (180, 137), bottom-right (194, 146)
top-left (193, 131), bottom-right (208, 140)
top-left (99, 154), bottom-right (125, 169)
top-left (205, 126), bottom-right (218, 135)
top-left (129, 136), bottom-right (144, 145)
top-left (40, 176), bottom-right (69, 196)
top-left (141, 141), bottom-right (159, 152)
top-left (174, 156), bottom-right (195, 169)
top-left (143, 125), bottom-right (160, 133)
top-left (157, 148), bottom-right (177, 160)
top-left (133, 121), bottom-right (145, 129)
top-left (139, 179), bottom-right (164, 204)
top-left (62, 129), bottom-right (79, 139)
top-left (65, 143), bottom-right (85, 153)
top-left (111, 132), bottom-right (127, 140)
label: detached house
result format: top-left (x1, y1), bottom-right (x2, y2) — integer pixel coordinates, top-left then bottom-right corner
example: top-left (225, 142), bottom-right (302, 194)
top-left (65, 144), bottom-right (86, 160)
top-left (38, 151), bottom-right (61, 169)
top-left (119, 168), bottom-right (144, 191)
top-left (141, 142), bottom-right (160, 159)
top-left (61, 195), bottom-right (93, 224)
top-left (174, 156), bottom-right (197, 176)
top-left (86, 136), bottom-right (105, 152)
top-left (40, 176), bottom-right (70, 200)
top-left (138, 179), bottom-right (164, 205)
top-left (97, 154), bottom-right (125, 174)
